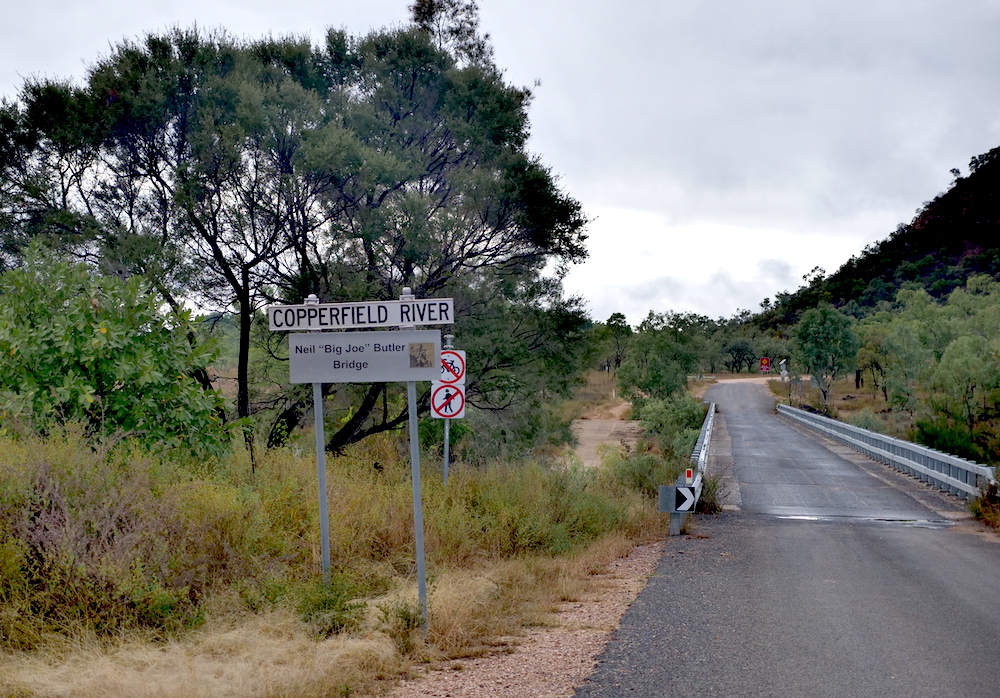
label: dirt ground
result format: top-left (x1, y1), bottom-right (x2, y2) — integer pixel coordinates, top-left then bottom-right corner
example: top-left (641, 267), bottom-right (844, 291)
top-left (571, 398), bottom-right (641, 467)
top-left (571, 374), bottom-right (779, 467)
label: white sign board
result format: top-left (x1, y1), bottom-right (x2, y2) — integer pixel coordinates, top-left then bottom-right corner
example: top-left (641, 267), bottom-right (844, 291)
top-left (289, 331), bottom-right (441, 383)
top-left (270, 299), bottom-right (454, 331)
top-left (430, 382), bottom-right (465, 419)
top-left (439, 350), bottom-right (466, 384)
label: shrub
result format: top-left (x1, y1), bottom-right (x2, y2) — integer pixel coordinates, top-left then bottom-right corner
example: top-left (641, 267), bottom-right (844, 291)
top-left (847, 408), bottom-right (886, 434)
top-left (636, 393), bottom-right (706, 458)
top-left (0, 247), bottom-right (232, 456)
top-left (0, 426), bottom-right (661, 652)
top-left (296, 574), bottom-right (366, 638)
top-left (603, 448), bottom-right (685, 501)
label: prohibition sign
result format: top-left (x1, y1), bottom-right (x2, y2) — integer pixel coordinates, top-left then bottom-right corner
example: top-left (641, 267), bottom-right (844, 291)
top-left (439, 350), bottom-right (466, 384)
top-left (431, 383), bottom-right (465, 418)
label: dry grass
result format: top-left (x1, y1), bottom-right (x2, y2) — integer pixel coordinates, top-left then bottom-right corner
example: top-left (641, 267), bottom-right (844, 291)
top-left (0, 610), bottom-right (401, 698)
top-left (0, 422), bottom-right (666, 697)
top-left (560, 371), bottom-right (626, 421)
top-left (767, 376), bottom-right (916, 439)
top-left (0, 534), bottom-right (652, 698)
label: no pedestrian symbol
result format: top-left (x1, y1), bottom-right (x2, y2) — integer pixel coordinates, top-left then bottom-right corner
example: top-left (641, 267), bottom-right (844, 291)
top-left (439, 350), bottom-right (466, 384)
top-left (431, 382), bottom-right (465, 419)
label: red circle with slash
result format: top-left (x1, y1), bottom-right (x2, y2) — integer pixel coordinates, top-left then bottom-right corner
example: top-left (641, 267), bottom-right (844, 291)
top-left (439, 349), bottom-right (466, 384)
top-left (431, 383), bottom-right (465, 418)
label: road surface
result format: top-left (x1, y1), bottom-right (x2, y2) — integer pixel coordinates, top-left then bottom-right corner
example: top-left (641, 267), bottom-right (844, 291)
top-left (574, 380), bottom-right (1000, 697)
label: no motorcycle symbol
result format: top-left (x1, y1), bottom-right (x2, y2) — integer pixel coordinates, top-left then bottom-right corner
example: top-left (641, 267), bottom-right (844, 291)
top-left (431, 382), bottom-right (465, 419)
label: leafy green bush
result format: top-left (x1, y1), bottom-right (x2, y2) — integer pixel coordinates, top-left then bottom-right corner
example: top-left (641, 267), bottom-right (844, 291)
top-left (848, 408), bottom-right (886, 434)
top-left (636, 393), bottom-right (706, 458)
top-left (915, 416), bottom-right (980, 461)
top-left (603, 448), bottom-right (685, 501)
top-left (296, 574), bottom-right (366, 638)
top-left (0, 247), bottom-right (232, 456)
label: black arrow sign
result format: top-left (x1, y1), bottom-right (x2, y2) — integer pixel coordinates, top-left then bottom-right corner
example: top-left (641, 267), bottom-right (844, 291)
top-left (675, 486), bottom-right (696, 512)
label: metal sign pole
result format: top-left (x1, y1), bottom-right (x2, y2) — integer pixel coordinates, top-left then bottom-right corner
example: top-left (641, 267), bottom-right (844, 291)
top-left (313, 381), bottom-right (331, 583)
top-left (443, 419), bottom-right (451, 485)
top-left (273, 289), bottom-right (448, 624)
top-left (442, 334), bottom-right (454, 485)
top-left (304, 294), bottom-right (331, 584)
top-left (407, 380), bottom-right (429, 634)
top-left (401, 288), bottom-right (429, 635)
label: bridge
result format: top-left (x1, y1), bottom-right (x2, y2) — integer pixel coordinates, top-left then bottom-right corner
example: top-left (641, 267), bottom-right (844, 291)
top-left (575, 379), bottom-right (1000, 697)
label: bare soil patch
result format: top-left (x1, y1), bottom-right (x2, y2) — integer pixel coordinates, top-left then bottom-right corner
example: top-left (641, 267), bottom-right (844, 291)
top-left (571, 397), bottom-right (639, 468)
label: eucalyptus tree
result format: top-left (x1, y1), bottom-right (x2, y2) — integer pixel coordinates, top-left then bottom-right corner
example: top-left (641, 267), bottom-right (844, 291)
top-left (0, 12), bottom-right (588, 453)
top-left (793, 304), bottom-right (859, 413)
top-left (618, 311), bottom-right (704, 410)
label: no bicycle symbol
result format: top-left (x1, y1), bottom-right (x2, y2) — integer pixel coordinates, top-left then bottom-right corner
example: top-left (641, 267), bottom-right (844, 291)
top-left (431, 382), bottom-right (465, 419)
top-left (439, 349), bottom-right (466, 384)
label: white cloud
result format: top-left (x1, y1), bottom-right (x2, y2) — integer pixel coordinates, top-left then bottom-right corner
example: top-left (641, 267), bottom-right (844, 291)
top-left (562, 207), bottom-right (876, 325)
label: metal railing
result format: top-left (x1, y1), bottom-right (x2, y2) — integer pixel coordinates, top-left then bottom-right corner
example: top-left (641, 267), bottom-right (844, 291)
top-left (659, 402), bottom-right (716, 535)
top-left (691, 402), bottom-right (715, 476)
top-left (777, 404), bottom-right (996, 500)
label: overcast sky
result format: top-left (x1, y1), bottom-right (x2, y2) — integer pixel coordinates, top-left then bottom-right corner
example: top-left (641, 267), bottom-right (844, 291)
top-left (3, 0), bottom-right (999, 325)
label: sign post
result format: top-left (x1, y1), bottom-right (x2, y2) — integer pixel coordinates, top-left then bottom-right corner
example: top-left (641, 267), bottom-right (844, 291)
top-left (304, 294), bottom-right (331, 584)
top-left (434, 339), bottom-right (466, 484)
top-left (271, 289), bottom-right (453, 634)
top-left (399, 287), bottom-right (429, 635)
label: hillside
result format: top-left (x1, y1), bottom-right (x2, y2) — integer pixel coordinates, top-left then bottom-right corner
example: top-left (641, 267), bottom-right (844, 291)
top-left (759, 145), bottom-right (1000, 328)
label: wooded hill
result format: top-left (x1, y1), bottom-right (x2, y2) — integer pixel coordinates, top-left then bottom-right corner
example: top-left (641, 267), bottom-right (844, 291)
top-left (759, 145), bottom-right (1000, 329)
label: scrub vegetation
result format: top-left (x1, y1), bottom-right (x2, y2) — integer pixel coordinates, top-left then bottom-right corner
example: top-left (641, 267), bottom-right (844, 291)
top-left (0, 422), bottom-right (663, 696)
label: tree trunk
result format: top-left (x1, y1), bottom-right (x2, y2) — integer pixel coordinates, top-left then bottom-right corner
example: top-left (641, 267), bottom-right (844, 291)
top-left (326, 383), bottom-right (385, 453)
top-left (237, 288), bottom-right (256, 469)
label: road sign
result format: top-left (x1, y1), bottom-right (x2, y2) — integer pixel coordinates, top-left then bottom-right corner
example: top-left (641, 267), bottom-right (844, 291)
top-left (430, 382), bottom-right (465, 419)
top-left (269, 298), bottom-right (454, 331)
top-left (760, 356), bottom-right (771, 373)
top-left (289, 330), bottom-right (441, 383)
top-left (675, 486), bottom-right (697, 512)
top-left (439, 349), bottom-right (466, 384)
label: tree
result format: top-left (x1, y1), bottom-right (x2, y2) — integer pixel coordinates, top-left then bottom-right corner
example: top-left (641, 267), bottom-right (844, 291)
top-left (410, 0), bottom-right (494, 64)
top-left (593, 312), bottom-right (631, 373)
top-left (856, 322), bottom-right (892, 400)
top-left (930, 334), bottom-right (999, 441)
top-left (1, 17), bottom-right (588, 454)
top-left (618, 311), bottom-right (703, 410)
top-left (793, 304), bottom-right (859, 413)
top-left (0, 248), bottom-right (230, 454)
top-left (722, 339), bottom-right (755, 373)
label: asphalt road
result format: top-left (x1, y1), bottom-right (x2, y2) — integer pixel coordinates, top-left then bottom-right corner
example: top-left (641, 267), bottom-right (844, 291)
top-left (574, 380), bottom-right (1000, 698)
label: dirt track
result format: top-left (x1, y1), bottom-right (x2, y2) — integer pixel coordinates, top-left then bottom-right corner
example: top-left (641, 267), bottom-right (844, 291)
top-left (571, 400), bottom-right (641, 467)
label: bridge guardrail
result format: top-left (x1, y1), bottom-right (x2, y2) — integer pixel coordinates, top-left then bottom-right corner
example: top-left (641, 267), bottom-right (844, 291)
top-left (659, 402), bottom-right (716, 535)
top-left (777, 404), bottom-right (996, 500)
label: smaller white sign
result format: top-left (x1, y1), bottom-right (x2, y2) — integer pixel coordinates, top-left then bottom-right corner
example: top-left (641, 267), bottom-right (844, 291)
top-left (289, 330), bottom-right (441, 383)
top-left (430, 382), bottom-right (465, 419)
top-left (439, 350), bottom-right (466, 384)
